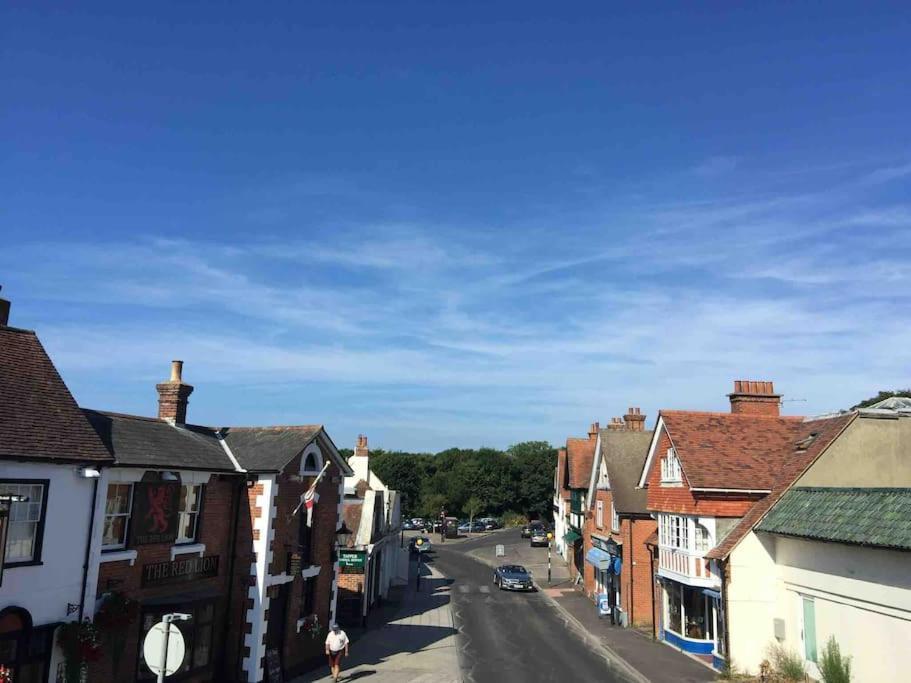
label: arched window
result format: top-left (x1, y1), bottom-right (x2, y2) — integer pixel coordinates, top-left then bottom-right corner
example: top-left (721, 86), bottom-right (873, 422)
top-left (695, 522), bottom-right (712, 552)
top-left (299, 444), bottom-right (323, 476)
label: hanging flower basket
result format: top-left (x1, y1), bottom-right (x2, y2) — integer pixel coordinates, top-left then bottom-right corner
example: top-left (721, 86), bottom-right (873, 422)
top-left (94, 591), bottom-right (139, 631)
top-left (0, 664), bottom-right (13, 683)
top-left (57, 620), bottom-right (103, 682)
top-left (300, 614), bottom-right (323, 640)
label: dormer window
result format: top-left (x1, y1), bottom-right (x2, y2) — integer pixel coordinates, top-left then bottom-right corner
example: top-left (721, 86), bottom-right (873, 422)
top-left (300, 444), bottom-right (324, 476)
top-left (661, 448), bottom-right (682, 483)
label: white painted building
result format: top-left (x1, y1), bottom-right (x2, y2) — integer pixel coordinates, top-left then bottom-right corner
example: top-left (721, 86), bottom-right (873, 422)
top-left (714, 404), bottom-right (911, 681)
top-left (0, 307), bottom-right (114, 682)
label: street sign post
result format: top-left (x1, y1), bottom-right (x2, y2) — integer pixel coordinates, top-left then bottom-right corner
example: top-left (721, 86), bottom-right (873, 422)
top-left (546, 532), bottom-right (554, 584)
top-left (143, 613), bottom-right (191, 683)
top-left (415, 538), bottom-right (424, 590)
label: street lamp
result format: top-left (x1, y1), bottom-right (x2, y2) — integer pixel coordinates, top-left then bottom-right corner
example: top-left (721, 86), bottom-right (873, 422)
top-left (335, 521), bottom-right (353, 550)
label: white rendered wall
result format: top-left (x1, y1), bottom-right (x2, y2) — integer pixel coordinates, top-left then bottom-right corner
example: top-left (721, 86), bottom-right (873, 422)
top-left (726, 531), bottom-right (779, 673)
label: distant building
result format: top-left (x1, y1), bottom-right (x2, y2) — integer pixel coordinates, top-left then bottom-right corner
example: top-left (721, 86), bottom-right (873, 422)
top-left (582, 408), bottom-right (655, 629)
top-left (338, 436), bottom-right (407, 627)
top-left (559, 424), bottom-right (598, 580)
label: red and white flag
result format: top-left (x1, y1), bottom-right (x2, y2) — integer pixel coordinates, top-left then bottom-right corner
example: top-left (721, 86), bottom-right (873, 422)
top-left (295, 461), bottom-right (330, 527)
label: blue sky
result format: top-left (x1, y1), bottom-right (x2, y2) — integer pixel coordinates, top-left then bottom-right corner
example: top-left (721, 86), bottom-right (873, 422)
top-left (2, 3), bottom-right (910, 451)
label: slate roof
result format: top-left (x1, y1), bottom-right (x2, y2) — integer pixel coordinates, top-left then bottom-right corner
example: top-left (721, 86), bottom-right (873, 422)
top-left (83, 410), bottom-right (234, 471)
top-left (0, 326), bottom-right (111, 463)
top-left (599, 429), bottom-right (653, 514)
top-left (566, 437), bottom-right (596, 489)
top-left (756, 487), bottom-right (911, 551)
top-left (222, 426), bottom-right (323, 473)
top-left (660, 410), bottom-right (804, 490)
top-left (706, 412), bottom-right (855, 560)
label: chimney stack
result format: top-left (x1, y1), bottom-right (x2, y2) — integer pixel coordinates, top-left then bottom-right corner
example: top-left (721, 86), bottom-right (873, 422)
top-left (588, 422), bottom-right (600, 440)
top-left (607, 417), bottom-right (624, 431)
top-left (623, 407), bottom-right (646, 432)
top-left (0, 286), bottom-right (10, 326)
top-left (728, 380), bottom-right (781, 417)
top-left (156, 360), bottom-right (194, 424)
top-left (354, 434), bottom-right (369, 457)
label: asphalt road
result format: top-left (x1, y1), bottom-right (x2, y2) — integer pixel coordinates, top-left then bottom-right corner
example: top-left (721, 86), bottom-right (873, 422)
top-left (431, 528), bottom-right (630, 683)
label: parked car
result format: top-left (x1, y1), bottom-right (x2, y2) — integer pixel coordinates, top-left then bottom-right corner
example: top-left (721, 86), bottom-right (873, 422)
top-left (522, 521), bottom-right (544, 538)
top-left (493, 564), bottom-right (534, 591)
top-left (402, 520), bottom-right (416, 531)
top-left (483, 518), bottom-right (501, 530)
top-left (530, 527), bottom-right (549, 547)
top-left (409, 536), bottom-right (433, 554)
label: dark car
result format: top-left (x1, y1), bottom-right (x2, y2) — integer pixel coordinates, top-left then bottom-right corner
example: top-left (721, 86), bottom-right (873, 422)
top-left (408, 536), bottom-right (433, 554)
top-left (530, 527), bottom-right (549, 547)
top-left (493, 564), bottom-right (534, 591)
top-left (483, 519), bottom-right (501, 530)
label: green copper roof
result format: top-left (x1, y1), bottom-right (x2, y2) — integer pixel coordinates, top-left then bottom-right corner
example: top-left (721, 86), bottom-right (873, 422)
top-left (757, 487), bottom-right (911, 551)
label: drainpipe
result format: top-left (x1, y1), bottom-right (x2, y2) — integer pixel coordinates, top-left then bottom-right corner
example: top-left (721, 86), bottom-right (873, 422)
top-left (649, 546), bottom-right (657, 640)
top-left (78, 475), bottom-right (101, 622)
top-left (721, 559), bottom-right (731, 666)
top-left (628, 517), bottom-right (634, 626)
top-left (224, 475), bottom-right (248, 682)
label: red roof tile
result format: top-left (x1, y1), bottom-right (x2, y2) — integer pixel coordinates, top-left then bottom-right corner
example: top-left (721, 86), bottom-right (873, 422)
top-left (706, 412), bottom-right (855, 560)
top-left (567, 437), bottom-right (596, 489)
top-left (661, 410), bottom-right (804, 490)
top-left (0, 326), bottom-right (111, 462)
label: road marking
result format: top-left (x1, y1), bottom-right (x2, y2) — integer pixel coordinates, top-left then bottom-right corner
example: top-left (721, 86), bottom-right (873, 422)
top-left (458, 584), bottom-right (470, 593)
top-left (479, 585), bottom-right (490, 594)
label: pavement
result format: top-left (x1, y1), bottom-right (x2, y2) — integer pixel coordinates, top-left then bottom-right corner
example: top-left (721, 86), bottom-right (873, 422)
top-left (457, 528), bottom-right (716, 683)
top-left (290, 559), bottom-right (461, 683)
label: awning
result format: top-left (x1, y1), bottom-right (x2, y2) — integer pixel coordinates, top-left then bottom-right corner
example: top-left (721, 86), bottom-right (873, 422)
top-left (585, 547), bottom-right (612, 570)
top-left (702, 588), bottom-right (722, 600)
top-left (563, 530), bottom-right (582, 544)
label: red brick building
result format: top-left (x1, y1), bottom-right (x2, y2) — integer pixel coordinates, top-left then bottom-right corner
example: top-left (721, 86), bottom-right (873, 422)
top-left (82, 361), bottom-right (352, 682)
top-left (561, 425), bottom-right (597, 579)
top-left (636, 381), bottom-right (805, 668)
top-left (581, 408), bottom-right (655, 629)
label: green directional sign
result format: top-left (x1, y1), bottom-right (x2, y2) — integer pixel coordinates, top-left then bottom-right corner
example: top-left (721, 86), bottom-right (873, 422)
top-left (339, 549), bottom-right (366, 574)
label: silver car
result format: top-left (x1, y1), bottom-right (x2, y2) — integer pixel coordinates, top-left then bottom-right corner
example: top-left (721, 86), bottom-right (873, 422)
top-left (493, 564), bottom-right (534, 591)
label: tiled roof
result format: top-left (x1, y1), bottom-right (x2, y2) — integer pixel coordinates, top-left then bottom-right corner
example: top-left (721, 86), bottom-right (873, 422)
top-left (83, 410), bottom-right (235, 471)
top-left (222, 425), bottom-right (322, 472)
top-left (599, 429), bottom-right (653, 514)
top-left (706, 413), bottom-right (855, 560)
top-left (566, 437), bottom-right (596, 489)
top-left (661, 410), bottom-right (804, 490)
top-left (756, 487), bottom-right (911, 551)
top-left (0, 326), bottom-right (111, 462)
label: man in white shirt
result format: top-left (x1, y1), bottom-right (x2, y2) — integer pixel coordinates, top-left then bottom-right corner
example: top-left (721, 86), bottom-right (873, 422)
top-left (324, 622), bottom-right (349, 682)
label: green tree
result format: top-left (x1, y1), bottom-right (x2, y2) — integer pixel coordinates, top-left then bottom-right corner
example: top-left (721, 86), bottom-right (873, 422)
top-left (508, 441), bottom-right (557, 518)
top-left (465, 495), bottom-right (486, 532)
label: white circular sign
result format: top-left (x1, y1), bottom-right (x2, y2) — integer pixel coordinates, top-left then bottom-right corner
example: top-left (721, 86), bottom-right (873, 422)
top-left (143, 622), bottom-right (186, 677)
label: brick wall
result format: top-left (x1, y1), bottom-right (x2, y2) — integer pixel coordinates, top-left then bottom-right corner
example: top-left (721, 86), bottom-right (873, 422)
top-left (89, 474), bottom-right (242, 683)
top-left (618, 516), bottom-right (657, 627)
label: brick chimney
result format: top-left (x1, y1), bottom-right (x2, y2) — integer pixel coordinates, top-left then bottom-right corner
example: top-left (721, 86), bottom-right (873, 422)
top-left (354, 434), bottom-right (369, 457)
top-left (728, 380), bottom-right (781, 417)
top-left (156, 360), bottom-right (194, 424)
top-left (607, 417), bottom-right (625, 431)
top-left (0, 286), bottom-right (9, 326)
top-left (588, 422), bottom-right (600, 440)
top-left (623, 407), bottom-right (646, 431)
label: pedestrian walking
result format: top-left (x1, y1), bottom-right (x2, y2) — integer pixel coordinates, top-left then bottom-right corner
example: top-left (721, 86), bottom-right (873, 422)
top-left (324, 622), bottom-right (349, 682)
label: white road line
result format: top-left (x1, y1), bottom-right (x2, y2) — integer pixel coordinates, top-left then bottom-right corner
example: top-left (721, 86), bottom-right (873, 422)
top-left (458, 584), bottom-right (470, 593)
top-left (479, 585), bottom-right (491, 593)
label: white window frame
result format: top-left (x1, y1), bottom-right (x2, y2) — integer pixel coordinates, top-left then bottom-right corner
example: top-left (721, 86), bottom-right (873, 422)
top-left (695, 522), bottom-right (712, 552)
top-left (103, 483), bottom-right (134, 550)
top-left (300, 443), bottom-right (324, 476)
top-left (1, 481), bottom-right (47, 564)
top-left (659, 513), bottom-right (691, 551)
top-left (176, 484), bottom-right (204, 545)
top-left (611, 502), bottom-right (620, 532)
top-left (661, 448), bottom-right (682, 483)
top-left (595, 500), bottom-right (604, 528)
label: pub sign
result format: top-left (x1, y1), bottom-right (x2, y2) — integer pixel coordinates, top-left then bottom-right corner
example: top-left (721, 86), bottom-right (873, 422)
top-left (338, 549), bottom-right (366, 574)
top-left (132, 482), bottom-right (180, 545)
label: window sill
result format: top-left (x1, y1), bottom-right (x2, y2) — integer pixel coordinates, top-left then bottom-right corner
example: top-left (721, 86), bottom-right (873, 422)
top-left (2, 560), bottom-right (44, 569)
top-left (171, 543), bottom-right (206, 560)
top-left (100, 549), bottom-right (138, 566)
top-left (660, 480), bottom-right (684, 487)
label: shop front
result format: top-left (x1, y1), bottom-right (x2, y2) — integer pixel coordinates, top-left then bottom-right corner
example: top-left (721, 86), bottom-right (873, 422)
top-left (586, 536), bottom-right (624, 625)
top-left (659, 578), bottom-right (721, 665)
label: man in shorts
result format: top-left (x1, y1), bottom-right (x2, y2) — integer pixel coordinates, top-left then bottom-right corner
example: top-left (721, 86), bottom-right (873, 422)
top-left (324, 622), bottom-right (349, 682)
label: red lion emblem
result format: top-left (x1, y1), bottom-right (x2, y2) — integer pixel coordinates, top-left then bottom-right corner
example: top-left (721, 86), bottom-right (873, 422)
top-left (144, 485), bottom-right (172, 533)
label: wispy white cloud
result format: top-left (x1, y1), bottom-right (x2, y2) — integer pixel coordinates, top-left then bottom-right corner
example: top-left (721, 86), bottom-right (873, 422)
top-left (4, 158), bottom-right (911, 450)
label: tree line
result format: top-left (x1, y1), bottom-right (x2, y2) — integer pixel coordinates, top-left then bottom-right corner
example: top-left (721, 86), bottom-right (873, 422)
top-left (339, 441), bottom-right (556, 520)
